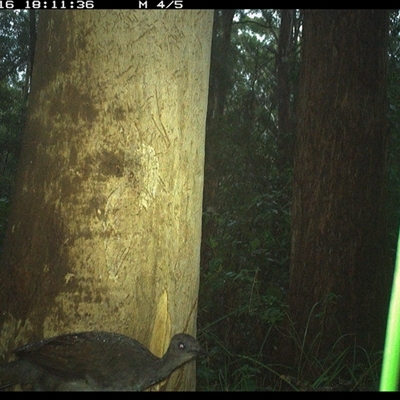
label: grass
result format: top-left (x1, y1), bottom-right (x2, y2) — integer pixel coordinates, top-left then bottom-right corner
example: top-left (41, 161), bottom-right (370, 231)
top-left (197, 302), bottom-right (383, 391)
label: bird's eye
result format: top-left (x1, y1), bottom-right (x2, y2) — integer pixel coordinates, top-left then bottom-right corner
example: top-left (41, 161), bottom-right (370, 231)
top-left (179, 342), bottom-right (185, 350)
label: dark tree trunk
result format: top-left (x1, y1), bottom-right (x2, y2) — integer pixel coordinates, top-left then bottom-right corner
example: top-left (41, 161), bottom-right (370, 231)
top-left (265, 10), bottom-right (300, 288)
top-left (284, 10), bottom-right (390, 375)
top-left (201, 10), bottom-right (235, 270)
top-left (206, 9), bottom-right (236, 124)
top-left (203, 9), bottom-right (235, 200)
top-left (276, 9), bottom-right (295, 172)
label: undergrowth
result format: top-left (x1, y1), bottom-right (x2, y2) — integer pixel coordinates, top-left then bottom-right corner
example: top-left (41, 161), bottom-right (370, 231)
top-left (197, 306), bottom-right (383, 391)
top-left (197, 220), bottom-right (382, 392)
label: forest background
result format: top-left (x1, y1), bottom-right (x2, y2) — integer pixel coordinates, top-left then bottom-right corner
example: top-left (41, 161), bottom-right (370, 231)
top-left (1, 9), bottom-right (399, 391)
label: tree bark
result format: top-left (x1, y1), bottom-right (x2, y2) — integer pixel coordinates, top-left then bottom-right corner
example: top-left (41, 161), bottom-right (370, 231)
top-left (0, 10), bottom-right (213, 390)
top-left (206, 9), bottom-right (236, 124)
top-left (276, 9), bottom-right (295, 172)
top-left (201, 10), bottom-right (235, 270)
top-left (286, 10), bottom-right (390, 373)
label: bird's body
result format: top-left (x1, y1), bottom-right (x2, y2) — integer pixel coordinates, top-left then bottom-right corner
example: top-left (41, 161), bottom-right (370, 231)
top-left (0, 331), bottom-right (203, 391)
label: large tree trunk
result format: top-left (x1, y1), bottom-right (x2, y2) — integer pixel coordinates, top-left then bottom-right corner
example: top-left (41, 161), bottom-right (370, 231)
top-left (275, 9), bottom-right (296, 173)
top-left (201, 10), bottom-right (235, 269)
top-left (203, 9), bottom-right (235, 212)
top-left (0, 10), bottom-right (213, 390)
top-left (286, 10), bottom-right (390, 374)
top-left (206, 9), bottom-right (236, 124)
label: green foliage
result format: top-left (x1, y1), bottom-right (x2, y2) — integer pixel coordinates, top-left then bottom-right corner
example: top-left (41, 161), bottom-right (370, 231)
top-left (0, 10), bottom-right (31, 250)
top-left (284, 304), bottom-right (384, 391)
top-left (380, 228), bottom-right (400, 390)
top-left (198, 297), bottom-right (383, 391)
top-left (198, 10), bottom-right (294, 390)
top-left (0, 10), bottom-right (30, 83)
top-left (198, 9), bottom-right (399, 391)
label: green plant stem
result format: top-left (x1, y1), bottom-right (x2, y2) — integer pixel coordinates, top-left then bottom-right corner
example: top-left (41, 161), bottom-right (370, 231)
top-left (380, 228), bottom-right (400, 391)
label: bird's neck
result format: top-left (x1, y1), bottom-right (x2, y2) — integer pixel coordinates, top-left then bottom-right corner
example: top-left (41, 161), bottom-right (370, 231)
top-left (142, 354), bottom-right (184, 389)
top-left (156, 355), bottom-right (183, 379)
